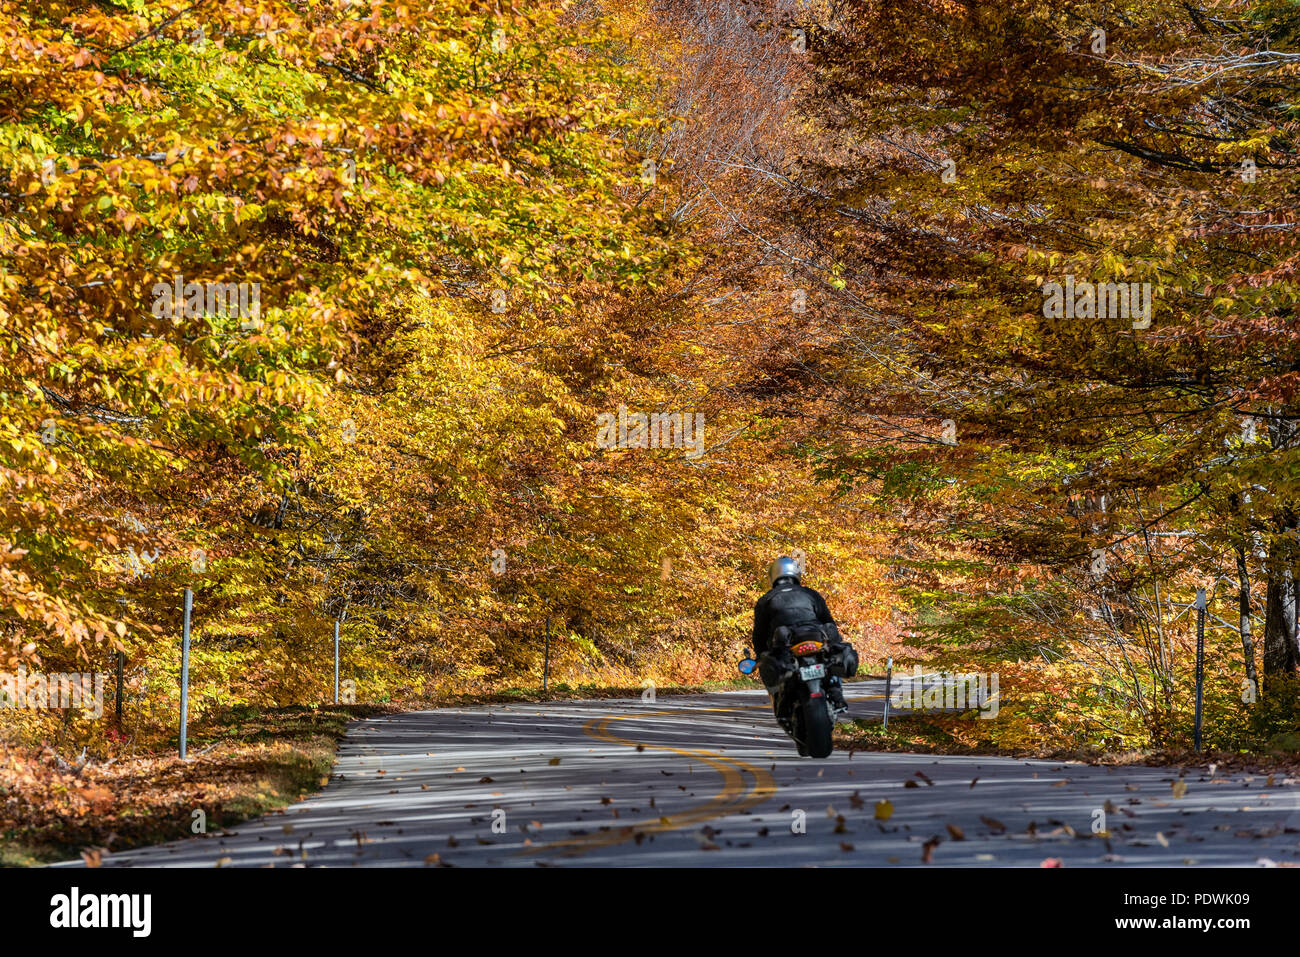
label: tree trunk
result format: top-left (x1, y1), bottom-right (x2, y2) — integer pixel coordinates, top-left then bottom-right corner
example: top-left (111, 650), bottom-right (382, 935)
top-left (1262, 412), bottom-right (1300, 693)
top-left (1262, 560), bottom-right (1298, 682)
top-left (1235, 545), bottom-right (1259, 697)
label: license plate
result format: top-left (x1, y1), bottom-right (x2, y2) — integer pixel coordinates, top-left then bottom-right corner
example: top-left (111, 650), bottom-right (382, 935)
top-left (799, 663), bottom-right (826, 680)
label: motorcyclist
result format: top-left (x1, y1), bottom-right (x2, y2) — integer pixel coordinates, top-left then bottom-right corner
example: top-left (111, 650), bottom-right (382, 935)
top-left (752, 556), bottom-right (855, 722)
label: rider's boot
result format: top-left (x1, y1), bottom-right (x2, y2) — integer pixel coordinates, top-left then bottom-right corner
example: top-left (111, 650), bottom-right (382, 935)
top-left (768, 685), bottom-right (789, 730)
top-left (828, 676), bottom-right (849, 716)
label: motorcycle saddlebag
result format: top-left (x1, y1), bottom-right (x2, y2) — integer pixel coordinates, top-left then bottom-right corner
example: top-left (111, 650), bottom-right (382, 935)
top-left (830, 643), bottom-right (859, 678)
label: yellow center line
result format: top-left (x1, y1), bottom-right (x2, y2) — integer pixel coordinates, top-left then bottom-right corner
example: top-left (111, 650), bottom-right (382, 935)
top-left (514, 691), bottom-right (883, 858)
top-left (517, 693), bottom-right (886, 858)
top-left (517, 706), bottom-right (780, 858)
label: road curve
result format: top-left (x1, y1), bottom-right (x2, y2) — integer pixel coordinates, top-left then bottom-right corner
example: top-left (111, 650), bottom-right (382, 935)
top-left (56, 681), bottom-right (1300, 867)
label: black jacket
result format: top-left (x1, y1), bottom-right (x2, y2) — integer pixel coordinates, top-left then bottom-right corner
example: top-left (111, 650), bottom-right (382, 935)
top-left (751, 577), bottom-right (838, 655)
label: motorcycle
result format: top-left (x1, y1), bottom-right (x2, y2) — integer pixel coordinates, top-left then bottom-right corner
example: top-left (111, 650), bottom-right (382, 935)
top-left (738, 637), bottom-right (840, 758)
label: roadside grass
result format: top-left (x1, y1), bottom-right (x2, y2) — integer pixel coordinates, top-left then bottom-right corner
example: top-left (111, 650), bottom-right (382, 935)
top-left (0, 704), bottom-right (393, 866)
top-left (835, 713), bottom-right (1300, 773)
top-left (837, 714), bottom-right (985, 755)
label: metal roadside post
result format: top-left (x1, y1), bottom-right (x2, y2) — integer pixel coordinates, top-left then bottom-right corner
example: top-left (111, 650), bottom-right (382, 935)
top-left (1194, 588), bottom-right (1207, 752)
top-left (543, 617), bottom-right (551, 692)
top-left (179, 587), bottom-right (192, 760)
top-left (883, 655), bottom-right (893, 729)
top-left (115, 649), bottom-right (124, 730)
top-left (115, 595), bottom-right (128, 732)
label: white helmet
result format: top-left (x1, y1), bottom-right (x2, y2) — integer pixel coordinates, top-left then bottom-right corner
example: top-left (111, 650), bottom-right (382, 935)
top-left (767, 555), bottom-right (801, 587)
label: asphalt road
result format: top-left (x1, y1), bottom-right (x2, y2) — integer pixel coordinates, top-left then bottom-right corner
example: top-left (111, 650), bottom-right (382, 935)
top-left (56, 680), bottom-right (1300, 867)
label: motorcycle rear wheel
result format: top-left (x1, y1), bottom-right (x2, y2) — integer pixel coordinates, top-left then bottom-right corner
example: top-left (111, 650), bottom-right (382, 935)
top-left (800, 696), bottom-right (832, 759)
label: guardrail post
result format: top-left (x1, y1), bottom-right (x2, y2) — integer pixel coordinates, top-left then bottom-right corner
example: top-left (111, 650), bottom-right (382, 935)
top-left (115, 650), bottom-right (124, 730)
top-left (1195, 588), bottom-right (1206, 752)
top-left (883, 655), bottom-right (893, 729)
top-left (543, 617), bottom-right (551, 692)
top-left (179, 587), bottom-right (192, 760)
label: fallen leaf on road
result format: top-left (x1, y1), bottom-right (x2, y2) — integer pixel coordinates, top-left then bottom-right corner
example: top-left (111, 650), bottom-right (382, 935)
top-left (946, 824), bottom-right (965, 841)
top-left (915, 771), bottom-right (934, 785)
top-left (840, 842), bottom-right (855, 852)
top-left (875, 800), bottom-right (894, 821)
top-left (548, 757), bottom-right (561, 766)
top-left (1040, 858), bottom-right (1062, 868)
top-left (921, 836), bottom-right (941, 863)
top-left (904, 780), bottom-right (919, 788)
top-left (980, 816), bottom-right (1006, 833)
top-left (479, 776), bottom-right (494, 783)
top-left (970, 777), bottom-right (979, 788)
top-left (1172, 779), bottom-right (1188, 799)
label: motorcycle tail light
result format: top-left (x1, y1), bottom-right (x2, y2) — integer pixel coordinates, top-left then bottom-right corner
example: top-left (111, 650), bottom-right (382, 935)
top-left (791, 641), bottom-right (823, 656)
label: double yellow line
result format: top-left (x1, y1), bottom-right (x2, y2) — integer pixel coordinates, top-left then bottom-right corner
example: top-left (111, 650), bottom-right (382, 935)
top-left (518, 706), bottom-right (778, 859)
